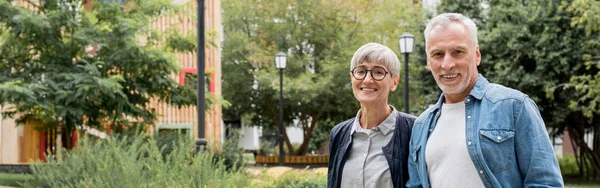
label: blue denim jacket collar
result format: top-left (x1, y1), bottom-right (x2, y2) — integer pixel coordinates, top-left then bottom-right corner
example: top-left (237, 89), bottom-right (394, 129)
top-left (431, 74), bottom-right (488, 112)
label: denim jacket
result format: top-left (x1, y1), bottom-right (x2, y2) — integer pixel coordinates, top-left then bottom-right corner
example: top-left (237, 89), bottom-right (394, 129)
top-left (406, 75), bottom-right (563, 188)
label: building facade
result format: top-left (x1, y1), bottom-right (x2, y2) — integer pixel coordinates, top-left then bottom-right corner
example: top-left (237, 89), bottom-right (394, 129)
top-left (0, 0), bottom-right (223, 164)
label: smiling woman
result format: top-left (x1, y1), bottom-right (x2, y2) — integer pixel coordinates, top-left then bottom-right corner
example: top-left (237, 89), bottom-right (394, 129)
top-left (328, 43), bottom-right (416, 188)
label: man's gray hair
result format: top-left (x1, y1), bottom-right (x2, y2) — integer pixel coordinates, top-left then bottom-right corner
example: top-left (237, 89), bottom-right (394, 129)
top-left (424, 13), bottom-right (478, 49)
top-left (350, 43), bottom-right (401, 76)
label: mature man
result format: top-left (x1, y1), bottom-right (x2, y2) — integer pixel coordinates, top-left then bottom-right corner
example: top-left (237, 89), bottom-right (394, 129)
top-left (406, 13), bottom-right (563, 188)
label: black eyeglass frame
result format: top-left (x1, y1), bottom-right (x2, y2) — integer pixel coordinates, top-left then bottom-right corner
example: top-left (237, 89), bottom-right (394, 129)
top-left (350, 66), bottom-right (390, 81)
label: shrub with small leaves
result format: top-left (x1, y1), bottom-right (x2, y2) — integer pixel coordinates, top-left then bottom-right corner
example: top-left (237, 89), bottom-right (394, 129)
top-left (212, 131), bottom-right (245, 171)
top-left (558, 155), bottom-right (592, 178)
top-left (257, 169), bottom-right (327, 188)
top-left (23, 133), bottom-right (250, 187)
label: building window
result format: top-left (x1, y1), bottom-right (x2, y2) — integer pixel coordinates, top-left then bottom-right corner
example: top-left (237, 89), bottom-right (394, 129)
top-left (155, 123), bottom-right (193, 137)
top-left (179, 68), bottom-right (214, 93)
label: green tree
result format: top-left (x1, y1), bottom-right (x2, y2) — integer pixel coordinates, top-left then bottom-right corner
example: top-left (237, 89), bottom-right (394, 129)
top-left (565, 0), bottom-right (600, 117)
top-left (563, 0), bottom-right (600, 178)
top-left (222, 0), bottom-right (422, 155)
top-left (481, 0), bottom-right (600, 178)
top-left (0, 0), bottom-right (199, 149)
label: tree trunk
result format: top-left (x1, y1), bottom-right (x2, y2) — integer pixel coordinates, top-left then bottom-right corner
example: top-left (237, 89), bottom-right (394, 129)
top-left (63, 126), bottom-right (73, 150)
top-left (294, 119), bottom-right (317, 156)
top-left (279, 124), bottom-right (294, 155)
top-left (593, 117), bottom-right (600, 179)
top-left (56, 127), bottom-right (63, 163)
top-left (569, 127), bottom-right (585, 177)
top-left (293, 95), bottom-right (330, 155)
top-left (570, 113), bottom-right (600, 179)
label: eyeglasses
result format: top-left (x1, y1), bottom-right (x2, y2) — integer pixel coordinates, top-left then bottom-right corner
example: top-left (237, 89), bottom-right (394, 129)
top-left (351, 66), bottom-right (389, 81)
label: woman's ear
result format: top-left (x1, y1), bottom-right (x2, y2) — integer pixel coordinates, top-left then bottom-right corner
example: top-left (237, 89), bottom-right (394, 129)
top-left (391, 75), bottom-right (400, 91)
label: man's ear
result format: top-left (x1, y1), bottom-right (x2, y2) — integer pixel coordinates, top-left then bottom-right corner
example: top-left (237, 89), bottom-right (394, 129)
top-left (427, 62), bottom-right (432, 71)
top-left (476, 45), bottom-right (481, 66)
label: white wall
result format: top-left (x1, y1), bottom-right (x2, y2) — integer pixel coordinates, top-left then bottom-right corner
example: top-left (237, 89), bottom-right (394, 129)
top-left (238, 124), bottom-right (260, 150)
top-left (285, 127), bottom-right (304, 144)
top-left (237, 124), bottom-right (305, 150)
top-left (1, 105), bottom-right (20, 164)
top-left (237, 118), bottom-right (260, 150)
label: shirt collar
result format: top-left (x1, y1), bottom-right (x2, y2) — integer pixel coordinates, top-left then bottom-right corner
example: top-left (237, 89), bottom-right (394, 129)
top-left (350, 105), bottom-right (398, 136)
top-left (469, 74), bottom-right (488, 100)
top-left (431, 74), bottom-right (489, 111)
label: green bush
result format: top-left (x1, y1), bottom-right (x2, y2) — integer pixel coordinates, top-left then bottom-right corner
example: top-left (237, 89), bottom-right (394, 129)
top-left (259, 140), bottom-right (280, 156)
top-left (23, 133), bottom-right (250, 187)
top-left (113, 125), bottom-right (187, 160)
top-left (558, 155), bottom-right (594, 178)
top-left (212, 131), bottom-right (245, 170)
top-left (153, 131), bottom-right (188, 159)
top-left (559, 155), bottom-right (580, 177)
top-left (258, 170), bottom-right (327, 188)
top-left (258, 140), bottom-right (302, 156)
top-left (0, 173), bottom-right (33, 187)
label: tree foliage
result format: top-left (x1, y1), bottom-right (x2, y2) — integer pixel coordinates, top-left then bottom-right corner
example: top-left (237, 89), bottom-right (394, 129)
top-left (565, 0), bottom-right (600, 118)
top-left (0, 0), bottom-right (198, 147)
top-left (222, 0), bottom-right (422, 155)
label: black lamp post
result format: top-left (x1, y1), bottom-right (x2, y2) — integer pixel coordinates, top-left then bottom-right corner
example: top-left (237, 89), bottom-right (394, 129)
top-left (275, 52), bottom-right (287, 165)
top-left (196, 0), bottom-right (207, 152)
top-left (398, 32), bottom-right (415, 114)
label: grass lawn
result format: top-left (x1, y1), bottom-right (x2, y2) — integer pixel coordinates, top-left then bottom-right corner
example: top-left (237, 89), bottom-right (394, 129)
top-left (243, 152), bottom-right (256, 166)
top-left (565, 178), bottom-right (600, 188)
top-left (0, 173), bottom-right (33, 187)
top-left (565, 183), bottom-right (600, 188)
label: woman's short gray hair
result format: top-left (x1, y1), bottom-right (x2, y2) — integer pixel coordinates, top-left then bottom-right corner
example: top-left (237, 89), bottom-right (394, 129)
top-left (349, 43), bottom-right (401, 76)
top-left (424, 13), bottom-right (478, 49)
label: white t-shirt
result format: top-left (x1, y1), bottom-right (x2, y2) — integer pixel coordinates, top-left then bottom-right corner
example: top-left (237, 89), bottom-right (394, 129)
top-left (425, 102), bottom-right (484, 188)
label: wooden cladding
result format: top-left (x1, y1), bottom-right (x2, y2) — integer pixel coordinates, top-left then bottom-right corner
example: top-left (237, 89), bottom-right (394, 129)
top-left (146, 0), bottom-right (222, 144)
top-left (19, 120), bottom-right (41, 163)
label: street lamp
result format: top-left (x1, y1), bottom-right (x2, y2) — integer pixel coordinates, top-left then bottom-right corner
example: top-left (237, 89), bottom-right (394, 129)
top-left (398, 32), bottom-right (414, 114)
top-left (195, 0), bottom-right (207, 153)
top-left (275, 52), bottom-right (287, 165)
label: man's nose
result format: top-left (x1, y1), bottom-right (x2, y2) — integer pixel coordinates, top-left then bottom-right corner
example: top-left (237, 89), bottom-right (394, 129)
top-left (441, 56), bottom-right (455, 70)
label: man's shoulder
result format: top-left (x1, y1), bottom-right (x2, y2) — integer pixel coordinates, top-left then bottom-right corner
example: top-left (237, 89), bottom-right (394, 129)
top-left (413, 105), bottom-right (435, 131)
top-left (414, 105), bottom-right (436, 127)
top-left (484, 82), bottom-right (528, 103)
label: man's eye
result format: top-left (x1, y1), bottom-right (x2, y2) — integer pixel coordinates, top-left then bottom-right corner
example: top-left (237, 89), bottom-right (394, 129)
top-left (432, 53), bottom-right (443, 57)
